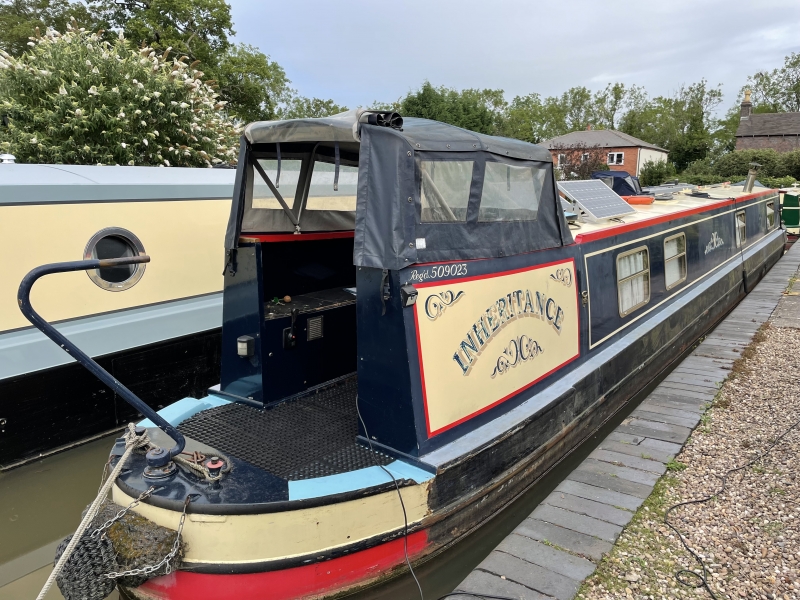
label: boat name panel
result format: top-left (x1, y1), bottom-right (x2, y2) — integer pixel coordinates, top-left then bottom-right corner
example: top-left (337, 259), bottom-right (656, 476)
top-left (414, 258), bottom-right (580, 436)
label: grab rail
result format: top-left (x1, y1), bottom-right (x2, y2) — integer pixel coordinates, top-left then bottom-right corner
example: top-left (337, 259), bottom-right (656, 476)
top-left (17, 256), bottom-right (185, 467)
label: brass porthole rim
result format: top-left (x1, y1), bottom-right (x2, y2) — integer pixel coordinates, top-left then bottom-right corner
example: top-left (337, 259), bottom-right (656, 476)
top-left (83, 227), bottom-right (146, 292)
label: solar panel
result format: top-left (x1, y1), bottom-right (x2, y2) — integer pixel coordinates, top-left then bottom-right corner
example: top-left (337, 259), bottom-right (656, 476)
top-left (558, 180), bottom-right (635, 220)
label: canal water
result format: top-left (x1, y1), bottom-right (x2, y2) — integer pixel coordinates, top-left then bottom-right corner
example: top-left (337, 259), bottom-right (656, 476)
top-left (0, 358), bottom-right (677, 600)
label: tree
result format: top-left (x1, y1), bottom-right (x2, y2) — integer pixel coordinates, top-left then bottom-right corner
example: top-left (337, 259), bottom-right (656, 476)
top-left (278, 96), bottom-right (348, 120)
top-left (551, 143), bottom-right (608, 180)
top-left (398, 82), bottom-right (502, 135)
top-left (638, 159), bottom-right (676, 186)
top-left (743, 52), bottom-right (800, 113)
top-left (0, 0), bottom-right (98, 56)
top-left (90, 0), bottom-right (232, 68)
top-left (216, 43), bottom-right (290, 123)
top-left (619, 80), bottom-right (722, 171)
top-left (0, 25), bottom-right (240, 165)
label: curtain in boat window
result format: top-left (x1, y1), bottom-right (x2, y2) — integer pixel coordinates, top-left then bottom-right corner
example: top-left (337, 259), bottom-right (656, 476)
top-left (664, 234), bottom-right (687, 290)
top-left (617, 248), bottom-right (650, 316)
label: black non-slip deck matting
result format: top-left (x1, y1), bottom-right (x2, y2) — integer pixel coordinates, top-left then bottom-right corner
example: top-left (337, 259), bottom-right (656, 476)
top-left (178, 377), bottom-right (391, 480)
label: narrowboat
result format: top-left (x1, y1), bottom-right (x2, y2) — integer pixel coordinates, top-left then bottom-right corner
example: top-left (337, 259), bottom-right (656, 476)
top-left (0, 163), bottom-right (234, 469)
top-left (19, 110), bottom-right (785, 599)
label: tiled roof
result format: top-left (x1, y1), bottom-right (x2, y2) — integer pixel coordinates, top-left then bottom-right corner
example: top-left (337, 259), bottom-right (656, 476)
top-left (542, 129), bottom-right (668, 152)
top-left (736, 112), bottom-right (800, 137)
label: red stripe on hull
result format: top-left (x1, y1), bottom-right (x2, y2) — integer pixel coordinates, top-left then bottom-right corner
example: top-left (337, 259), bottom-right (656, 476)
top-left (133, 531), bottom-right (428, 600)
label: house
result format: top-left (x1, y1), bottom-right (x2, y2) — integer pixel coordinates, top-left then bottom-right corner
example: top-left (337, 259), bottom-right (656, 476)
top-left (542, 129), bottom-right (668, 177)
top-left (735, 90), bottom-right (800, 152)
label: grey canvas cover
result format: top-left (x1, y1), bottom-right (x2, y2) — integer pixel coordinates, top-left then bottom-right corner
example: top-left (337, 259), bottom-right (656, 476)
top-left (225, 110), bottom-right (573, 270)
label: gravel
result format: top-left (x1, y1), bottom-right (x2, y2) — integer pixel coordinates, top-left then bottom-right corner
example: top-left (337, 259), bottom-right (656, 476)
top-left (578, 321), bottom-right (800, 600)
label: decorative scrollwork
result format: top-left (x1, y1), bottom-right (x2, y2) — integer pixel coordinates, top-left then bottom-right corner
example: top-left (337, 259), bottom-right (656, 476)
top-left (490, 335), bottom-right (544, 377)
top-left (425, 290), bottom-right (465, 320)
top-left (549, 268), bottom-right (573, 287)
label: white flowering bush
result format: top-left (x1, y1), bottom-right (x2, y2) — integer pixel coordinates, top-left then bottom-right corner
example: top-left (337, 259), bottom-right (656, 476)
top-left (0, 23), bottom-right (240, 166)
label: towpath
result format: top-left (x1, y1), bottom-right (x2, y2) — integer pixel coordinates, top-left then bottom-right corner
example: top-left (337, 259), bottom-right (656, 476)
top-left (454, 241), bottom-right (800, 600)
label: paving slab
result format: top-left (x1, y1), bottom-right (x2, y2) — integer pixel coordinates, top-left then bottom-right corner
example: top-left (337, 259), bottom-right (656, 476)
top-left (514, 518), bottom-right (614, 562)
top-left (575, 458), bottom-right (661, 486)
top-left (543, 491), bottom-right (634, 527)
top-left (614, 422), bottom-right (691, 445)
top-left (566, 468), bottom-right (653, 498)
top-left (530, 504), bottom-right (623, 543)
top-left (554, 479), bottom-right (644, 511)
top-left (632, 409), bottom-right (700, 428)
top-left (589, 448), bottom-right (668, 474)
top-left (477, 551), bottom-right (579, 600)
top-left (604, 432), bottom-right (684, 456)
top-left (497, 535), bottom-right (597, 580)
top-left (457, 569), bottom-right (554, 600)
top-left (595, 439), bottom-right (674, 464)
top-left (641, 396), bottom-right (706, 415)
top-left (635, 400), bottom-right (702, 419)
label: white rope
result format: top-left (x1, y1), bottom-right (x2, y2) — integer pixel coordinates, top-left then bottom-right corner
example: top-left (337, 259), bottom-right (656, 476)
top-left (36, 423), bottom-right (150, 600)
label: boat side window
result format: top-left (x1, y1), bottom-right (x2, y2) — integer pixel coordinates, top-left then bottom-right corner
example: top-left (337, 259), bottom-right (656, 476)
top-left (617, 246), bottom-right (650, 317)
top-left (735, 210), bottom-right (746, 247)
top-left (252, 159), bottom-right (302, 209)
top-left (766, 201), bottom-right (775, 229)
top-left (83, 227), bottom-right (146, 291)
top-left (664, 233), bottom-right (687, 290)
top-left (306, 160), bottom-right (358, 212)
top-left (478, 161), bottom-right (545, 222)
top-left (419, 160), bottom-right (473, 222)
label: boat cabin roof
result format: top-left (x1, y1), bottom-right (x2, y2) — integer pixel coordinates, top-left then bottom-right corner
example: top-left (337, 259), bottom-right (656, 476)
top-left (0, 163), bottom-right (234, 204)
top-left (244, 109), bottom-right (551, 162)
top-left (569, 184), bottom-right (775, 243)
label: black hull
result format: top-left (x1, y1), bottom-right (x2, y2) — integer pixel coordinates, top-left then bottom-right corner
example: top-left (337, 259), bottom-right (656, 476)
top-left (0, 329), bottom-right (222, 469)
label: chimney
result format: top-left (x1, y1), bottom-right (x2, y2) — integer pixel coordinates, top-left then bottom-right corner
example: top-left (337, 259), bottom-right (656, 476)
top-left (586, 124), bottom-right (592, 131)
top-left (740, 89), bottom-right (752, 121)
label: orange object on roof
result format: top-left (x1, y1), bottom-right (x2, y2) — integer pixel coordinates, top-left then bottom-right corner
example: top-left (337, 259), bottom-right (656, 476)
top-left (622, 195), bottom-right (655, 205)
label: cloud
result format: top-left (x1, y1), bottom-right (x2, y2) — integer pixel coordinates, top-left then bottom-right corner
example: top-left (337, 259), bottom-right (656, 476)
top-left (230, 0), bottom-right (800, 113)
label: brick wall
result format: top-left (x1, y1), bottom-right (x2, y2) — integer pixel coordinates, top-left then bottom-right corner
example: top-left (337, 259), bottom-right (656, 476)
top-left (605, 147), bottom-right (640, 175)
top-left (549, 147), bottom-right (641, 175)
top-left (736, 136), bottom-right (800, 152)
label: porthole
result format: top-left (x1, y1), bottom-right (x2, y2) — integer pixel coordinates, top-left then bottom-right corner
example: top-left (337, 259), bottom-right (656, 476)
top-left (83, 227), bottom-right (146, 292)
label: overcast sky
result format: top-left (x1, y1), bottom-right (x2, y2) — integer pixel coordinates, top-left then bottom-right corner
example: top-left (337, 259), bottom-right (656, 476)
top-left (230, 0), bottom-right (800, 114)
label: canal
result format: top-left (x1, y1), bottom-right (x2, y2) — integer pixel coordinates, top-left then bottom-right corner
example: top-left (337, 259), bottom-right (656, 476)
top-left (0, 357), bottom-right (678, 600)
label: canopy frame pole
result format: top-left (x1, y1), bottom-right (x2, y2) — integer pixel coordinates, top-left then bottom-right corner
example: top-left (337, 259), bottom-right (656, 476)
top-left (252, 158), bottom-right (300, 231)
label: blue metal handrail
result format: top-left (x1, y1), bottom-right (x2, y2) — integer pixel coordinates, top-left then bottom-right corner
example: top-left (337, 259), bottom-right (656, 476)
top-left (17, 256), bottom-right (185, 467)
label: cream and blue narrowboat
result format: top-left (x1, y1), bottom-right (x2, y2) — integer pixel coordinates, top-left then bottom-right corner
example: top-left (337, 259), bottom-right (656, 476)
top-left (19, 110), bottom-right (785, 599)
top-left (0, 163), bottom-right (233, 469)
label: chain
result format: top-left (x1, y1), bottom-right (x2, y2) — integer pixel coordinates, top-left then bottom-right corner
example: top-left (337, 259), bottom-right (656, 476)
top-left (102, 495), bottom-right (192, 580)
top-left (91, 486), bottom-right (155, 538)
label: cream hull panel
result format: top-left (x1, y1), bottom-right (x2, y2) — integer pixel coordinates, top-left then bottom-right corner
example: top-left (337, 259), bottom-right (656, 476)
top-left (0, 200), bottom-right (229, 332)
top-left (112, 482), bottom-right (431, 565)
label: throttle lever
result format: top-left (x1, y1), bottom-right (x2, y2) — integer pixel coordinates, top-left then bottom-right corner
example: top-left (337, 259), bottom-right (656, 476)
top-left (283, 308), bottom-right (299, 349)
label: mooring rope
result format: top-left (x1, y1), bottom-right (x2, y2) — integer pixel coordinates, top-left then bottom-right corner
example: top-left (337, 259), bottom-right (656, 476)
top-left (36, 423), bottom-right (150, 600)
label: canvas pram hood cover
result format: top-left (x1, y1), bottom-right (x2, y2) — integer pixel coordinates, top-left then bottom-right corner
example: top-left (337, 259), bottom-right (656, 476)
top-left (225, 109), bottom-right (573, 270)
top-left (591, 170), bottom-right (643, 196)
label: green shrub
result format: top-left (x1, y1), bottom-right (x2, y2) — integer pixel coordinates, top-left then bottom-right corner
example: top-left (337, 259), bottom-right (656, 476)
top-left (760, 175), bottom-right (798, 189)
top-left (679, 174), bottom-right (738, 186)
top-left (777, 151), bottom-right (800, 180)
top-left (682, 157), bottom-right (713, 176)
top-left (639, 159), bottom-right (677, 186)
top-left (0, 24), bottom-right (240, 166)
top-left (712, 149), bottom-right (781, 178)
